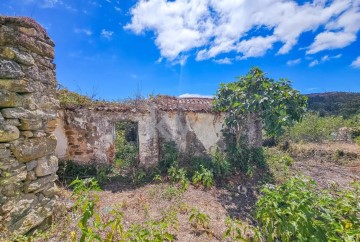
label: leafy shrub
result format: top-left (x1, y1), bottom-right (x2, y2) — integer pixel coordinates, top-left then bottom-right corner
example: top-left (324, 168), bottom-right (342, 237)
top-left (159, 141), bottom-right (178, 172)
top-left (115, 128), bottom-right (138, 170)
top-left (189, 208), bottom-right (210, 230)
top-left (263, 148), bottom-right (294, 183)
top-left (226, 137), bottom-right (266, 174)
top-left (256, 177), bottom-right (360, 242)
top-left (58, 160), bottom-right (112, 185)
top-left (210, 148), bottom-right (231, 178)
top-left (192, 165), bottom-right (214, 188)
top-left (68, 178), bottom-right (177, 241)
top-left (283, 113), bottom-right (360, 143)
top-left (167, 166), bottom-right (189, 191)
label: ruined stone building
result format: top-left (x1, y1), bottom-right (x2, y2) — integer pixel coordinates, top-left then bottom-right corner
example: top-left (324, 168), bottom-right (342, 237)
top-left (54, 96), bottom-right (226, 167)
top-left (0, 16), bottom-right (261, 235)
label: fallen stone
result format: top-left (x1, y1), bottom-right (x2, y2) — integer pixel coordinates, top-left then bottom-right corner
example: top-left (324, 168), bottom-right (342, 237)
top-left (0, 112), bottom-right (3, 122)
top-left (0, 124), bottom-right (20, 142)
top-left (35, 155), bottom-right (58, 177)
top-left (10, 135), bottom-right (57, 162)
top-left (0, 59), bottom-right (24, 79)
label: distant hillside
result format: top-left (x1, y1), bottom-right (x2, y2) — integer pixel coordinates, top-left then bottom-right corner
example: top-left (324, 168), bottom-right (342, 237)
top-left (306, 92), bottom-right (360, 118)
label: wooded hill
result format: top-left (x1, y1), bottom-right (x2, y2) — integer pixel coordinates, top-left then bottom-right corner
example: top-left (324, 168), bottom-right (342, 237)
top-left (306, 92), bottom-right (360, 118)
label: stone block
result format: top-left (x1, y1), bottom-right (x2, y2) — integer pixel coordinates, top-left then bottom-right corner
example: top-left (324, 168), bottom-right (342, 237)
top-left (0, 169), bottom-right (27, 186)
top-left (0, 89), bottom-right (22, 107)
top-left (19, 118), bottom-right (42, 131)
top-left (1, 193), bottom-right (37, 215)
top-left (42, 183), bottom-right (59, 197)
top-left (23, 65), bottom-right (55, 84)
top-left (20, 130), bottom-right (33, 138)
top-left (0, 79), bottom-right (34, 93)
top-left (0, 157), bottom-right (19, 171)
top-left (1, 107), bottom-right (33, 119)
top-left (0, 59), bottom-right (24, 79)
top-left (0, 147), bottom-right (11, 159)
top-left (4, 118), bottom-right (21, 126)
top-left (26, 160), bottom-right (37, 171)
top-left (8, 199), bottom-right (54, 235)
top-left (0, 124), bottom-right (20, 142)
top-left (24, 174), bottom-right (57, 193)
top-left (35, 155), bottom-right (58, 177)
top-left (1, 182), bottom-right (22, 197)
top-left (10, 135), bottom-right (57, 162)
top-left (0, 47), bottom-right (35, 66)
top-left (0, 25), bottom-right (55, 58)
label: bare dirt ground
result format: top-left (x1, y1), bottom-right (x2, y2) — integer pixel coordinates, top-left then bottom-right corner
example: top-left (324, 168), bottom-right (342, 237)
top-left (289, 142), bottom-right (360, 189)
top-left (15, 142), bottom-right (360, 242)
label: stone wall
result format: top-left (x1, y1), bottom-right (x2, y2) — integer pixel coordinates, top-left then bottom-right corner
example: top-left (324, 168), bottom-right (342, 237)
top-left (55, 98), bottom-right (226, 166)
top-left (0, 16), bottom-right (59, 235)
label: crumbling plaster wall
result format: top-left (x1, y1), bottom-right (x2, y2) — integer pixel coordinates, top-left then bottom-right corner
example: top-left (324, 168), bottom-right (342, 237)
top-left (55, 107), bottom-right (225, 166)
top-left (56, 107), bottom-right (159, 167)
top-left (0, 16), bottom-right (59, 235)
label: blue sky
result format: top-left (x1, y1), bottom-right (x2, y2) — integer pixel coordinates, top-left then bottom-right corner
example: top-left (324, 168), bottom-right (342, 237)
top-left (1, 0), bottom-right (359, 100)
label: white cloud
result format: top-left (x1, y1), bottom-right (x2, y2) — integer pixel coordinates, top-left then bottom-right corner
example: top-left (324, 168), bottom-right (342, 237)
top-left (351, 56), bottom-right (360, 68)
top-left (214, 57), bottom-right (232, 64)
top-left (41, 0), bottom-right (60, 8)
top-left (74, 28), bottom-right (92, 36)
top-left (101, 29), bottom-right (114, 39)
top-left (179, 93), bottom-right (213, 98)
top-left (114, 6), bottom-right (121, 12)
top-left (309, 60), bottom-right (319, 67)
top-left (287, 58), bottom-right (301, 66)
top-left (307, 1), bottom-right (360, 54)
top-left (307, 31), bottom-right (356, 54)
top-left (126, 0), bottom-right (358, 61)
top-left (309, 53), bottom-right (342, 67)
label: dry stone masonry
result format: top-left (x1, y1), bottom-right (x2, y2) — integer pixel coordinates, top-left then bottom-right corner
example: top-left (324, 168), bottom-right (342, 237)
top-left (0, 16), bottom-right (59, 235)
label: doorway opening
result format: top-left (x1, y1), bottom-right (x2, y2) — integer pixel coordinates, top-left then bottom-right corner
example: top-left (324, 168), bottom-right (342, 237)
top-left (114, 120), bottom-right (139, 174)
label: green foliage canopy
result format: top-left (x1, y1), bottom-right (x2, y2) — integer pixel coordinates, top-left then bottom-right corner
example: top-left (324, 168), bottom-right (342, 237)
top-left (213, 67), bottom-right (308, 137)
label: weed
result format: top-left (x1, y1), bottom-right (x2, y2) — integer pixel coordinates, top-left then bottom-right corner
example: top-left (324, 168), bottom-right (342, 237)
top-left (189, 208), bottom-right (210, 230)
top-left (159, 141), bottom-right (178, 172)
top-left (256, 177), bottom-right (360, 242)
top-left (192, 165), bottom-right (214, 189)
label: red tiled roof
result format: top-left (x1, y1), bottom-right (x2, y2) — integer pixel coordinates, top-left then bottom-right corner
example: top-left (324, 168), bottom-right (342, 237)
top-left (154, 95), bottom-right (214, 112)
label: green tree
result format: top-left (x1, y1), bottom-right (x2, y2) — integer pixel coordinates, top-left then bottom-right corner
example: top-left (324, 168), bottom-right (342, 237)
top-left (213, 67), bottom-right (307, 145)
